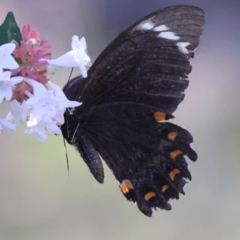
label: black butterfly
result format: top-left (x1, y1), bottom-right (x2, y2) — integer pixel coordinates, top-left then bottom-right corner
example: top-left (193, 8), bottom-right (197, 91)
top-left (61, 5), bottom-right (204, 216)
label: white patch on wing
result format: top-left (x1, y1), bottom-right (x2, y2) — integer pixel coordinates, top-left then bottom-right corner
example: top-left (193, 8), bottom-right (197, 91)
top-left (153, 25), bottom-right (169, 32)
top-left (139, 21), bottom-right (154, 30)
top-left (158, 32), bottom-right (180, 40)
top-left (183, 182), bottom-right (189, 192)
top-left (177, 42), bottom-right (190, 54)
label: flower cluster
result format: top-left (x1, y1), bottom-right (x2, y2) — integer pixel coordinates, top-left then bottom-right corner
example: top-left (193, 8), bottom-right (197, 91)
top-left (0, 25), bottom-right (91, 141)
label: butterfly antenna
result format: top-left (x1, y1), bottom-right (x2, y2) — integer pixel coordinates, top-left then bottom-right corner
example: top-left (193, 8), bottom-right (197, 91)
top-left (63, 137), bottom-right (70, 177)
top-left (70, 122), bottom-right (80, 144)
top-left (63, 68), bottom-right (74, 176)
top-left (67, 68), bottom-right (74, 82)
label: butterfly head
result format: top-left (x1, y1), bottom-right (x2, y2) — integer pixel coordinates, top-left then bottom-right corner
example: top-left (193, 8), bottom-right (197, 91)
top-left (61, 76), bottom-right (85, 144)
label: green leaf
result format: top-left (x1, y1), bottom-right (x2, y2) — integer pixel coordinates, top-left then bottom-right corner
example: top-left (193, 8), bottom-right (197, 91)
top-left (0, 11), bottom-right (22, 45)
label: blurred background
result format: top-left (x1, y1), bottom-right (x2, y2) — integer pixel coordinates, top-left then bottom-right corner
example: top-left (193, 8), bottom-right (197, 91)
top-left (0, 0), bottom-right (240, 239)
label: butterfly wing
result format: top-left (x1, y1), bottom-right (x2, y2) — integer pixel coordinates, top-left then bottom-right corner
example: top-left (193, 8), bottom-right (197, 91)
top-left (62, 5), bottom-right (204, 216)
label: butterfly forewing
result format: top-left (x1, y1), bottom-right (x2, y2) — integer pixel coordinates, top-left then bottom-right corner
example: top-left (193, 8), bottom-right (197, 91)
top-left (62, 5), bottom-right (204, 216)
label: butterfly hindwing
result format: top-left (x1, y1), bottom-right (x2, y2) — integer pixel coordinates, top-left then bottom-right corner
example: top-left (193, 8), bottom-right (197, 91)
top-left (62, 5), bottom-right (204, 216)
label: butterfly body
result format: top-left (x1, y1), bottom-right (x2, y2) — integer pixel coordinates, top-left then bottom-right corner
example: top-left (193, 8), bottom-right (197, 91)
top-left (62, 5), bottom-right (204, 216)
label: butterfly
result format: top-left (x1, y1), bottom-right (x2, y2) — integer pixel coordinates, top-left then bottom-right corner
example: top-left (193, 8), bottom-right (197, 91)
top-left (61, 5), bottom-right (204, 216)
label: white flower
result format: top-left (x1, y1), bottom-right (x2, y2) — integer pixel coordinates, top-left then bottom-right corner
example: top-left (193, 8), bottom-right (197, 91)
top-left (23, 78), bottom-right (81, 141)
top-left (0, 68), bottom-right (23, 103)
top-left (24, 118), bottom-right (62, 142)
top-left (46, 81), bottom-right (81, 124)
top-left (6, 100), bottom-right (28, 124)
top-left (0, 43), bottom-right (19, 69)
top-left (25, 78), bottom-right (81, 124)
top-left (42, 36), bottom-right (91, 78)
top-left (0, 114), bottom-right (16, 134)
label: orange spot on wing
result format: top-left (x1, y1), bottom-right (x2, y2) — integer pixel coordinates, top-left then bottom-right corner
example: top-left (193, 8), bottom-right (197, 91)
top-left (161, 185), bottom-right (169, 192)
top-left (170, 150), bottom-right (183, 160)
top-left (154, 111), bottom-right (166, 121)
top-left (168, 132), bottom-right (179, 141)
top-left (120, 179), bottom-right (134, 194)
top-left (144, 192), bottom-right (156, 201)
top-left (169, 169), bottom-right (180, 181)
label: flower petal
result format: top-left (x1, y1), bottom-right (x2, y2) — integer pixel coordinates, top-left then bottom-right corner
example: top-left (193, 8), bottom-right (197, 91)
top-left (0, 43), bottom-right (19, 69)
top-left (10, 76), bottom-right (23, 85)
top-left (0, 69), bottom-right (11, 81)
top-left (24, 77), bottom-right (47, 97)
top-left (0, 82), bottom-right (12, 102)
top-left (7, 100), bottom-right (28, 123)
top-left (1, 118), bottom-right (16, 131)
top-left (41, 36), bottom-right (91, 78)
top-left (72, 36), bottom-right (86, 51)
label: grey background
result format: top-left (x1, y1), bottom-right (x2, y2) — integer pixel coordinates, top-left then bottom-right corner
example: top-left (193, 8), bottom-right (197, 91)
top-left (0, 0), bottom-right (240, 239)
